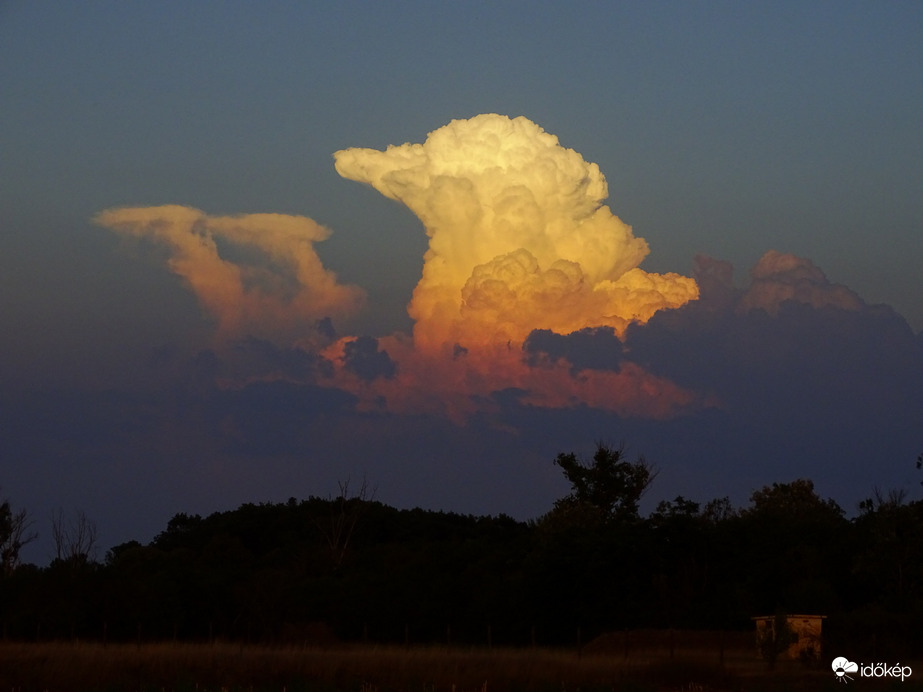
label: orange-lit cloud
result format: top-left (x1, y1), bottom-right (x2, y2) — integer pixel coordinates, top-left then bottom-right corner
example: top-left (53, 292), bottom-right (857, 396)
top-left (94, 205), bottom-right (364, 342)
top-left (321, 333), bottom-right (700, 424)
top-left (96, 117), bottom-right (706, 421)
top-left (324, 115), bottom-right (704, 419)
top-left (334, 114), bottom-right (698, 356)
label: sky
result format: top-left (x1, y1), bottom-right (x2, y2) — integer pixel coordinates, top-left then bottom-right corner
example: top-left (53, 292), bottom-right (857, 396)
top-left (2, 2), bottom-right (922, 564)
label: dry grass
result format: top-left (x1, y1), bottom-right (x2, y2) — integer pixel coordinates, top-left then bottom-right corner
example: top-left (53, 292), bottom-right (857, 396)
top-left (0, 639), bottom-right (917, 692)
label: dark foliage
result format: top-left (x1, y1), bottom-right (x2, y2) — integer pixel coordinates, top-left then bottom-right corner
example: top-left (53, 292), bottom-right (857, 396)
top-left (0, 473), bottom-right (921, 654)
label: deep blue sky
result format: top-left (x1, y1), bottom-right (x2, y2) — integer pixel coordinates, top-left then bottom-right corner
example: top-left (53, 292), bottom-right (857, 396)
top-left (2, 2), bottom-right (922, 563)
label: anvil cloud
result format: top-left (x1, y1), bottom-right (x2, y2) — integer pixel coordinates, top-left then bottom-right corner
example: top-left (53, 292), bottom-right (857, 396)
top-left (94, 206), bottom-right (365, 344)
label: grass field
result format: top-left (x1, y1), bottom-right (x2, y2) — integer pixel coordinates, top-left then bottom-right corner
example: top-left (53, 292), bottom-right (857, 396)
top-left (0, 639), bottom-right (919, 692)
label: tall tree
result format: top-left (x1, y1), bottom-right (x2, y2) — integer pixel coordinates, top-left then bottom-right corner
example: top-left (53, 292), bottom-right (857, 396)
top-left (552, 442), bottom-right (657, 525)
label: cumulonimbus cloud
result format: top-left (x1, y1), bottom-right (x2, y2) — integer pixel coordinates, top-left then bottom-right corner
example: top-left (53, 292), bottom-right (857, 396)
top-left (334, 114), bottom-right (699, 355)
top-left (94, 205), bottom-right (365, 342)
top-left (95, 117), bottom-right (707, 421)
top-left (323, 115), bottom-right (703, 419)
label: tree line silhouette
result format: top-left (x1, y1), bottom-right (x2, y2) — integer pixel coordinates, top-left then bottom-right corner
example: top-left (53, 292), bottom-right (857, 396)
top-left (1, 444), bottom-right (921, 656)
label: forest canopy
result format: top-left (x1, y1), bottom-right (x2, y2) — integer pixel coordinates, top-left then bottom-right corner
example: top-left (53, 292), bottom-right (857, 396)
top-left (1, 446), bottom-right (921, 656)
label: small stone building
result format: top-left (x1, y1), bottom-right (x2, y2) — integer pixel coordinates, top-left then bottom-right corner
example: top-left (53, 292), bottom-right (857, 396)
top-left (752, 614), bottom-right (825, 659)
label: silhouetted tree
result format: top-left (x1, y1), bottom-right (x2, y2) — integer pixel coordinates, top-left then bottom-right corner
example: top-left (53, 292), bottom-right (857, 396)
top-left (0, 496), bottom-right (37, 576)
top-left (551, 442), bottom-right (656, 526)
top-left (0, 495), bottom-right (38, 640)
top-left (524, 443), bottom-right (658, 637)
top-left (51, 508), bottom-right (98, 566)
top-left (746, 479), bottom-right (844, 523)
top-left (315, 476), bottom-right (376, 571)
top-left (649, 496), bottom-right (709, 627)
top-left (738, 479), bottom-right (847, 615)
top-left (854, 491), bottom-right (923, 612)
top-left (701, 496), bottom-right (737, 523)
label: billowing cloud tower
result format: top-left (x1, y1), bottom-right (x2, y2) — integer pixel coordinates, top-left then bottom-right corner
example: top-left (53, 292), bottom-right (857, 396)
top-left (335, 114), bottom-right (698, 356)
top-left (325, 114), bottom-right (704, 420)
